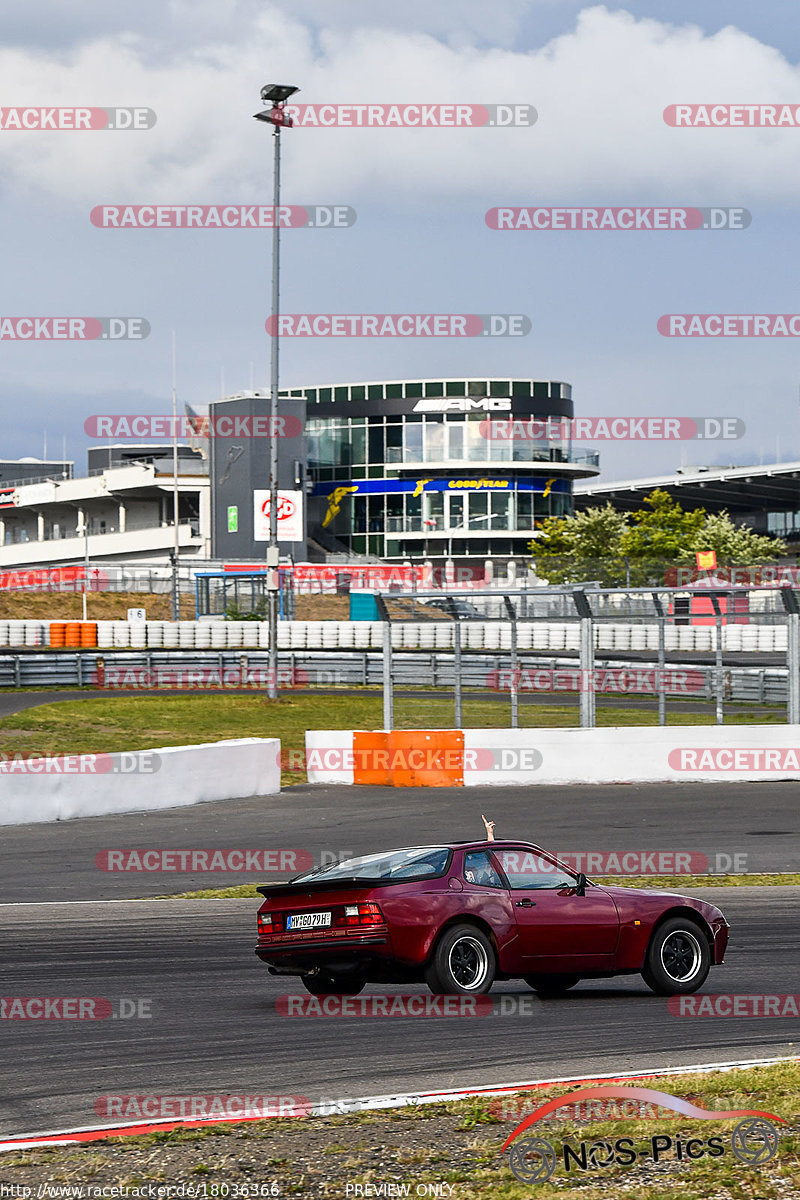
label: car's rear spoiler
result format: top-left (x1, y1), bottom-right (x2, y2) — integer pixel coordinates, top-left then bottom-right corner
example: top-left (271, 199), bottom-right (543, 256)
top-left (256, 877), bottom-right (377, 898)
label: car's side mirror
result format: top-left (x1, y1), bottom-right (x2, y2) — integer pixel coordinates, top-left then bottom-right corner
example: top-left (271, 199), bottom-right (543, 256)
top-left (574, 872), bottom-right (587, 896)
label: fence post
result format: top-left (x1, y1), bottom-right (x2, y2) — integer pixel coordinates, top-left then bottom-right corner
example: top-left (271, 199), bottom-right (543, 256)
top-left (503, 596), bottom-right (518, 729)
top-left (573, 591), bottom-right (595, 728)
top-left (453, 620), bottom-right (462, 729)
top-left (376, 595), bottom-right (393, 732)
top-left (709, 594), bottom-right (724, 725)
top-left (780, 590), bottom-right (800, 723)
top-left (652, 592), bottom-right (666, 727)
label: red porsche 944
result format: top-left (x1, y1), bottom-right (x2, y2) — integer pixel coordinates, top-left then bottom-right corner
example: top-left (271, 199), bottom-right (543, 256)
top-left (254, 841), bottom-right (729, 997)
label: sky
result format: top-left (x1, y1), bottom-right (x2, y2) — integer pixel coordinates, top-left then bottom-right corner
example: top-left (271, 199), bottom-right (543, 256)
top-left (1, 0), bottom-right (799, 482)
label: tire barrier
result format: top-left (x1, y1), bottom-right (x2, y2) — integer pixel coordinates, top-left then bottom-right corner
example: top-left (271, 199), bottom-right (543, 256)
top-left (0, 619), bottom-right (791, 652)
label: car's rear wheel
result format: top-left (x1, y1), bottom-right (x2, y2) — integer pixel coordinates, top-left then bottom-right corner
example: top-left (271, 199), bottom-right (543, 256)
top-left (642, 917), bottom-right (710, 995)
top-left (424, 924), bottom-right (496, 995)
top-left (300, 971), bottom-right (366, 996)
top-left (523, 973), bottom-right (580, 996)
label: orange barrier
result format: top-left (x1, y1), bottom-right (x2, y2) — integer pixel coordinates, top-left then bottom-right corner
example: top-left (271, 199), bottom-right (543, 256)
top-left (80, 622), bottom-right (98, 647)
top-left (352, 730), bottom-right (464, 788)
top-left (49, 622), bottom-right (67, 647)
top-left (64, 621), bottom-right (82, 648)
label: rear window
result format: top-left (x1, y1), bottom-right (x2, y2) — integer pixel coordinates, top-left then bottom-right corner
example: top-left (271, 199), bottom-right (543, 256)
top-left (292, 847), bottom-right (451, 884)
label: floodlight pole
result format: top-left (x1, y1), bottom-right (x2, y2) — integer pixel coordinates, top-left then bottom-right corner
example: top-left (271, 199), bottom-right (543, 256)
top-left (266, 119), bottom-right (281, 699)
top-left (256, 85), bottom-right (298, 700)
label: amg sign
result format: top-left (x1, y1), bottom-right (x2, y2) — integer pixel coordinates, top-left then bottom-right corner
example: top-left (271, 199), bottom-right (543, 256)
top-left (412, 397), bottom-right (512, 413)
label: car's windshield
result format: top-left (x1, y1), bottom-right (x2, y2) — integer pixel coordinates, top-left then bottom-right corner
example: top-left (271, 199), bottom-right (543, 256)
top-left (292, 847), bottom-right (450, 883)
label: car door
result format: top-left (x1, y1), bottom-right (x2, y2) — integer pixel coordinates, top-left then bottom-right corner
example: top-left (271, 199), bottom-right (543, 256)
top-left (492, 847), bottom-right (620, 965)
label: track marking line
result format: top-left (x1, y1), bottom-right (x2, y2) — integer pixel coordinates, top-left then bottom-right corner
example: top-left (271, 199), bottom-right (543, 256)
top-left (0, 1054), bottom-right (795, 1153)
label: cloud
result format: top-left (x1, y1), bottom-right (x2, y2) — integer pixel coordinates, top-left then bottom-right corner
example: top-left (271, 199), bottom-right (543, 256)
top-left (1, 6), bottom-right (799, 209)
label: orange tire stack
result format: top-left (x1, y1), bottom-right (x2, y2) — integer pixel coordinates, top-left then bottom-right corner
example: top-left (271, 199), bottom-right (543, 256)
top-left (49, 622), bottom-right (67, 648)
top-left (64, 622), bottom-right (82, 648)
top-left (80, 622), bottom-right (98, 648)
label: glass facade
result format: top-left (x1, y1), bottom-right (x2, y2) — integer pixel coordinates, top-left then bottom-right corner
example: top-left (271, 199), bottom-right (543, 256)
top-left (284, 377), bottom-right (599, 564)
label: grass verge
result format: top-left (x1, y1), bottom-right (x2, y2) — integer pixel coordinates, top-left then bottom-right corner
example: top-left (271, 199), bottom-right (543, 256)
top-left (0, 693), bottom-right (787, 788)
top-left (1, 1061), bottom-right (797, 1196)
top-left (160, 873), bottom-right (800, 899)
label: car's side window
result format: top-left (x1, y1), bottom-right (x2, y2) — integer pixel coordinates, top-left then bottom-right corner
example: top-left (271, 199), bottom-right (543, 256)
top-left (495, 848), bottom-right (576, 890)
top-left (463, 851), bottom-right (504, 889)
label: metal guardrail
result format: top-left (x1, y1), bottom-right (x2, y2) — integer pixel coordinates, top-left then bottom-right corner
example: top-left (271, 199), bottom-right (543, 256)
top-left (0, 648), bottom-right (790, 707)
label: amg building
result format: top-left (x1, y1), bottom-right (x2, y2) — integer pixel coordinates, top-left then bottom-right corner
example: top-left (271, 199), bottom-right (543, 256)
top-left (283, 376), bottom-right (600, 565)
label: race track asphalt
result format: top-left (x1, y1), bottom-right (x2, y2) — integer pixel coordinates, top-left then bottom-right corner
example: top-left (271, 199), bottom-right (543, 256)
top-left (0, 889), bottom-right (796, 1139)
top-left (0, 780), bottom-right (797, 902)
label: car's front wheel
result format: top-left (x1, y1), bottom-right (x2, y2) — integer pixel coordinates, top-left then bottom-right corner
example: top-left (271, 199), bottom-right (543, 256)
top-left (523, 973), bottom-right (580, 996)
top-left (642, 917), bottom-right (710, 995)
top-left (424, 924), bottom-right (496, 995)
top-left (300, 971), bottom-right (366, 996)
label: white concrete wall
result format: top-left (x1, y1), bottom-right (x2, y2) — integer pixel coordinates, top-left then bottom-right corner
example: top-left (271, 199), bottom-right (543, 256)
top-left (303, 725), bottom-right (800, 787)
top-left (0, 737), bottom-right (280, 825)
top-left (465, 726), bottom-right (800, 785)
top-left (305, 730), bottom-right (356, 785)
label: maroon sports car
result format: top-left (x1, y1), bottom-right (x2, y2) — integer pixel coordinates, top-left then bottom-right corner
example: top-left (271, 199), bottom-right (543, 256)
top-left (254, 840), bottom-right (729, 997)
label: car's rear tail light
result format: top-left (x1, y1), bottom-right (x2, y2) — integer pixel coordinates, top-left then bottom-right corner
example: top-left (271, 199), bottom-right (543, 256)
top-left (257, 911), bottom-right (274, 935)
top-left (340, 902), bottom-right (384, 928)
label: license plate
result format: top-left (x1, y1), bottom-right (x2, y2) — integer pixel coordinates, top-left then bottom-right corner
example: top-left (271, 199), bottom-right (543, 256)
top-left (286, 911), bottom-right (332, 930)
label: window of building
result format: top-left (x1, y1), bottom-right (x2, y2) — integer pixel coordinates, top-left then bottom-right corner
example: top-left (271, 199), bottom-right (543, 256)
top-left (448, 422), bottom-right (464, 460)
top-left (405, 381), bottom-right (423, 397)
top-left (446, 381), bottom-right (466, 396)
top-left (469, 492), bottom-right (488, 530)
top-left (368, 425), bottom-right (384, 463)
top-left (423, 420), bottom-right (447, 463)
top-left (351, 385), bottom-right (366, 401)
top-left (489, 381), bottom-right (510, 397)
top-left (424, 381), bottom-right (444, 397)
top-left (404, 423), bottom-right (423, 461)
top-left (423, 492), bottom-right (444, 530)
top-left (368, 384), bottom-right (384, 402)
top-left (517, 492), bottom-right (534, 530)
top-left (386, 424), bottom-right (403, 463)
top-left (448, 494), bottom-right (465, 530)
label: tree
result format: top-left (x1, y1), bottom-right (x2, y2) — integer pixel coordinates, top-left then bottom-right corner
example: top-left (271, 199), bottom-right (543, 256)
top-left (689, 511), bottom-right (785, 564)
top-left (529, 489), bottom-right (786, 586)
top-left (618, 490), bottom-right (706, 584)
top-left (530, 503), bottom-right (629, 585)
